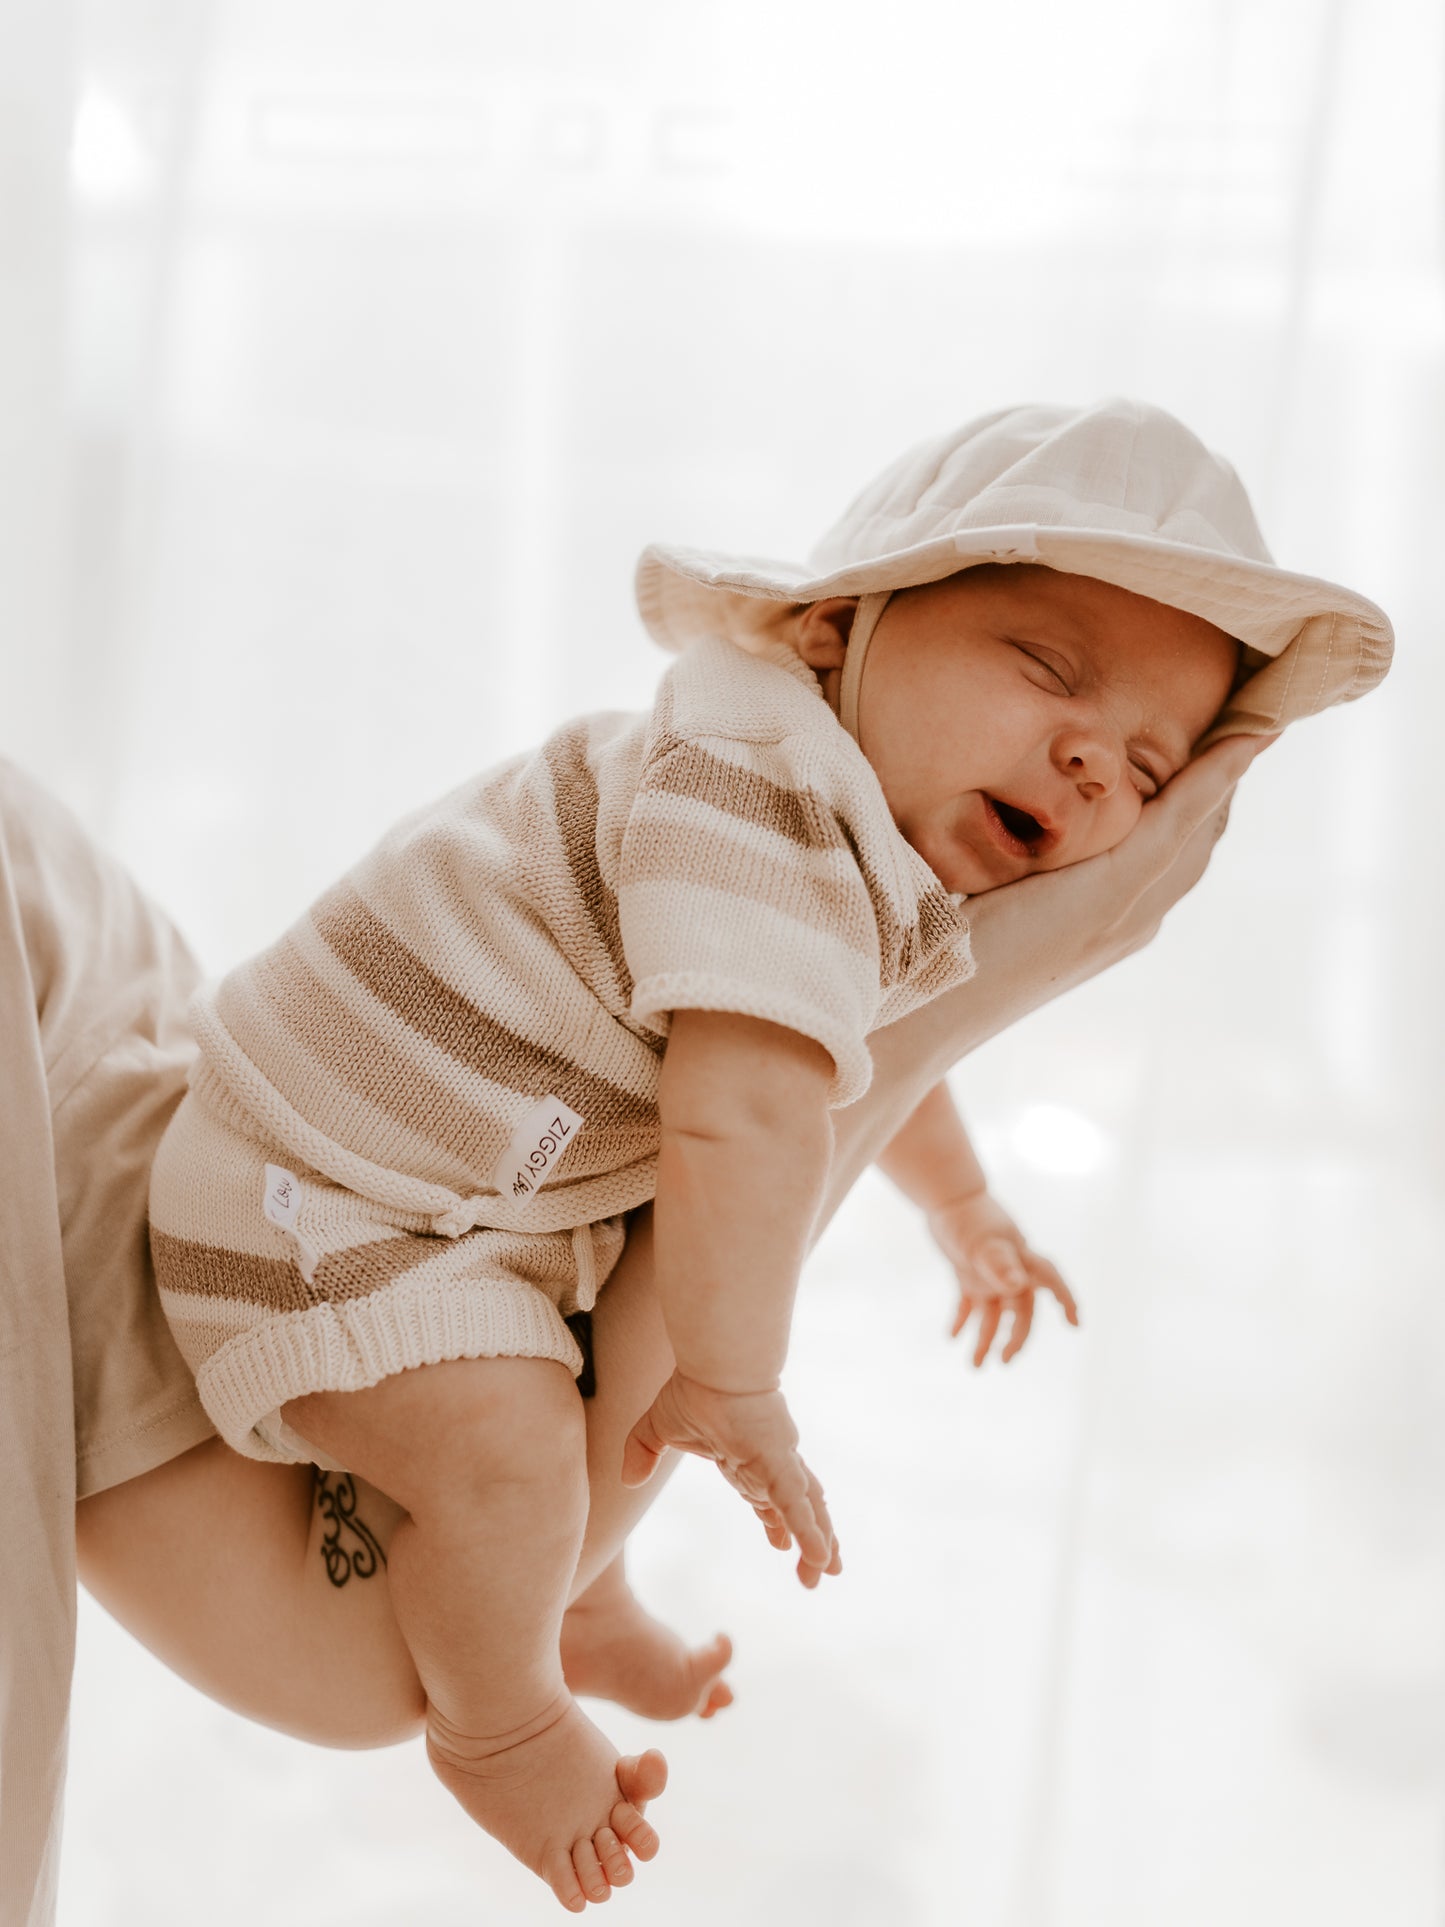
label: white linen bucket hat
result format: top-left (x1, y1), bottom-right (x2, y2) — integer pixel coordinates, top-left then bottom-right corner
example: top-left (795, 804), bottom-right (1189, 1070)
top-left (634, 398), bottom-right (1394, 747)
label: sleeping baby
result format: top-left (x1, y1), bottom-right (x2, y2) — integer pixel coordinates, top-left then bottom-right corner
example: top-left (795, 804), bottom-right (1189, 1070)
top-left (149, 397), bottom-right (1392, 1910)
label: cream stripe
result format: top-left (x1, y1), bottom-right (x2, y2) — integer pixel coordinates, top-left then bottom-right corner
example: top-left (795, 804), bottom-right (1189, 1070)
top-left (621, 798), bottom-right (877, 956)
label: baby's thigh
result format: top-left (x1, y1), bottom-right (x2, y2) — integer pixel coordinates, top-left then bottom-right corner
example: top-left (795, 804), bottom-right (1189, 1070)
top-left (76, 1437), bottom-right (425, 1748)
top-left (283, 1350), bottom-right (588, 1523)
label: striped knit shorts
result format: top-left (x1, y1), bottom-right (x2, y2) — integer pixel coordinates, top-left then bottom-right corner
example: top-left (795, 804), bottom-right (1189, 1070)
top-left (149, 1085), bottom-right (627, 1465)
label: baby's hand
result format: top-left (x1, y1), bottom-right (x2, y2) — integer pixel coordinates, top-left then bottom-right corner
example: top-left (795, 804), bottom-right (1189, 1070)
top-left (622, 1373), bottom-right (841, 1589)
top-left (928, 1190), bottom-right (1079, 1366)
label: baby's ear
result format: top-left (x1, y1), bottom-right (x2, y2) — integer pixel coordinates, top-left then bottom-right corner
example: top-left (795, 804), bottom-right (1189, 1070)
top-left (792, 597), bottom-right (857, 671)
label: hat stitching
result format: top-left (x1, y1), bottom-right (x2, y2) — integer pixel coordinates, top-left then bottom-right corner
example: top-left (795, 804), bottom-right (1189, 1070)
top-left (1342, 613), bottom-right (1372, 702)
top-left (1118, 412), bottom-right (1142, 525)
top-left (1312, 609), bottom-right (1338, 709)
top-left (1267, 599), bottom-right (1306, 725)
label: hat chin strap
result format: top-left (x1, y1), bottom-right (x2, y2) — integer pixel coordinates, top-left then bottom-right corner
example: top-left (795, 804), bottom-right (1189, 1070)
top-left (838, 591), bottom-right (892, 744)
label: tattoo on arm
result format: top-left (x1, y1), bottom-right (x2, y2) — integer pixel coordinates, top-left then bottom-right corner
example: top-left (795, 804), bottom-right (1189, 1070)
top-left (313, 1468), bottom-right (386, 1588)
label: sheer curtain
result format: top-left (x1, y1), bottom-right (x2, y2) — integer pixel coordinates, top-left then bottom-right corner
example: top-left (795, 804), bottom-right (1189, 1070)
top-left (7, 1), bottom-right (1441, 1921)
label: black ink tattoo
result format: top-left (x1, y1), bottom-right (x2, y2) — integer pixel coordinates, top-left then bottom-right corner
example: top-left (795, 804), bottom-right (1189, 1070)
top-left (313, 1468), bottom-right (386, 1588)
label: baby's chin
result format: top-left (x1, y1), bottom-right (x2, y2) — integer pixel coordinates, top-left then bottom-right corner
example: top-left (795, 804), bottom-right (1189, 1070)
top-left (917, 837), bottom-right (1118, 898)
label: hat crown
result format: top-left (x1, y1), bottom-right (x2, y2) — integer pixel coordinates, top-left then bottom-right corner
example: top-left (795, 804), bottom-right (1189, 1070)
top-left (809, 398), bottom-right (1274, 575)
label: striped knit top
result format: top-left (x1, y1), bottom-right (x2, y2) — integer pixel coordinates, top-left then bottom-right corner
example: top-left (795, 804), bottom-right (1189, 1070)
top-left (189, 637), bottom-right (976, 1239)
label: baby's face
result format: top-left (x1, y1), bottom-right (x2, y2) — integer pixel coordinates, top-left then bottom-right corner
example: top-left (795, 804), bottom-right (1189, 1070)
top-left (834, 565), bottom-right (1239, 896)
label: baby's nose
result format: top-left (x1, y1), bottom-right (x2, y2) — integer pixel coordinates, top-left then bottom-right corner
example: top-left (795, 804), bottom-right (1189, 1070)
top-left (1055, 729), bottom-right (1122, 798)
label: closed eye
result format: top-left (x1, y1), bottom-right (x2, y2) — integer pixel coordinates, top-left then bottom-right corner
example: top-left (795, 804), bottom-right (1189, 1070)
top-left (1011, 642), bottom-right (1072, 693)
top-left (1130, 757), bottom-right (1162, 797)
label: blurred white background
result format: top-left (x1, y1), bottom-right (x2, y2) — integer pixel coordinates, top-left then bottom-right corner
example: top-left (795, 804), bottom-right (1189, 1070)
top-left (4, 0), bottom-right (1442, 1920)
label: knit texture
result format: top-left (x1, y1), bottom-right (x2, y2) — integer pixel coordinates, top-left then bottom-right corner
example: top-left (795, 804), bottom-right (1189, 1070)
top-left (151, 637), bottom-right (976, 1457)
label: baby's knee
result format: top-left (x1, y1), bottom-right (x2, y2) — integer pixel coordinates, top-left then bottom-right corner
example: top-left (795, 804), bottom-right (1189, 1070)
top-left (432, 1354), bottom-right (588, 1508)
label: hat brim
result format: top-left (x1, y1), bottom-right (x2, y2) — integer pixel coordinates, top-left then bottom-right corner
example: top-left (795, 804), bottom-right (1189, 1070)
top-left (635, 524), bottom-right (1393, 742)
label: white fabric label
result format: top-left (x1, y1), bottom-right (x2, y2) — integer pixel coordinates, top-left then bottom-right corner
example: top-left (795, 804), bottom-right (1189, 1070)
top-left (263, 1163), bottom-right (302, 1230)
top-left (495, 1098), bottom-right (584, 1200)
top-left (967, 527), bottom-right (1039, 561)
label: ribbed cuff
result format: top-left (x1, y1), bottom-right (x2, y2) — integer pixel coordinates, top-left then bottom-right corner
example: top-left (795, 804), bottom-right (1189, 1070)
top-left (197, 1273), bottom-right (586, 1462)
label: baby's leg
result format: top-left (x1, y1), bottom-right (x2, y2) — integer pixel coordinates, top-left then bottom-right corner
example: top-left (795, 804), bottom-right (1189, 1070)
top-left (563, 1549), bottom-right (732, 1721)
top-left (283, 1355), bottom-right (664, 1913)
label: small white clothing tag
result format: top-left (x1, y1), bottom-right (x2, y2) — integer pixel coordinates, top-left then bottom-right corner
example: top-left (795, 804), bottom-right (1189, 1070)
top-left (263, 1164), bottom-right (303, 1231)
top-left (495, 1098), bottom-right (584, 1200)
top-left (967, 527), bottom-right (1038, 561)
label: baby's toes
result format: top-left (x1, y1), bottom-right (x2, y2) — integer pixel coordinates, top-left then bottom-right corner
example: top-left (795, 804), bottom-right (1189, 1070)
top-left (571, 1837), bottom-right (611, 1905)
top-left (699, 1678), bottom-right (734, 1719)
top-left (545, 1852), bottom-right (588, 1915)
top-left (610, 1799), bottom-right (660, 1862)
top-left (595, 1825), bottom-right (634, 1888)
top-left (616, 1747), bottom-right (668, 1808)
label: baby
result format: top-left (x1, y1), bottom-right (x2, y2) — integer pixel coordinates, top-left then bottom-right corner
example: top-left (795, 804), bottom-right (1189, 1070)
top-left (149, 399), bottom-right (1392, 1911)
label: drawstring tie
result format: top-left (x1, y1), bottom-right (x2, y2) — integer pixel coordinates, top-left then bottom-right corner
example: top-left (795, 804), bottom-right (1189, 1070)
top-left (570, 1223), bottom-right (599, 1304)
top-left (432, 1196), bottom-right (494, 1240)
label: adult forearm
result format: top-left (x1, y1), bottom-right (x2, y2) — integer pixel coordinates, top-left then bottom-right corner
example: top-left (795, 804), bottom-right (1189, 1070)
top-left (823, 972), bottom-right (1028, 1218)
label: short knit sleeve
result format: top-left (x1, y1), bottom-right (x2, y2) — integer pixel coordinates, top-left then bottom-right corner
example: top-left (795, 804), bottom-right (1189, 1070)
top-left (617, 730), bottom-right (883, 1106)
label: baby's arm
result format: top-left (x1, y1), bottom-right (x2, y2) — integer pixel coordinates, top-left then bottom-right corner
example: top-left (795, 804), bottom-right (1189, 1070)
top-left (621, 1009), bottom-right (842, 1588)
top-left (877, 1080), bottom-right (1079, 1365)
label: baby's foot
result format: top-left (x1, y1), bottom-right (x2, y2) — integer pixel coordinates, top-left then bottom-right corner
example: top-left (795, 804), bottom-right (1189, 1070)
top-left (426, 1692), bottom-right (666, 1912)
top-left (562, 1574), bottom-right (734, 1721)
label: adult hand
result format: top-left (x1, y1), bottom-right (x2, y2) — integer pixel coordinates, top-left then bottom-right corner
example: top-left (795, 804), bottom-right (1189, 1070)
top-left (964, 730), bottom-right (1274, 1014)
top-left (826, 733), bottom-right (1274, 1209)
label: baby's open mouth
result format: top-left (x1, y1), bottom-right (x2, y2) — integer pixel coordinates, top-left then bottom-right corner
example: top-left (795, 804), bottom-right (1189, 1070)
top-left (986, 796), bottom-right (1050, 851)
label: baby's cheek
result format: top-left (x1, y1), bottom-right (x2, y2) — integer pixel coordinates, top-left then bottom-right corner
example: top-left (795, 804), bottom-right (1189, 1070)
top-left (1077, 793), bottom-right (1144, 863)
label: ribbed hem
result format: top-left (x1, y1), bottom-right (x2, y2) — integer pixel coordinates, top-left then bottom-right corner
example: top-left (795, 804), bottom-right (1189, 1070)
top-left (197, 1273), bottom-right (586, 1462)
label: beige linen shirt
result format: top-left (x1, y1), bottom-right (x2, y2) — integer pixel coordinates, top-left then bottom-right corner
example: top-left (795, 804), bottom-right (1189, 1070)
top-left (0, 760), bottom-right (213, 1927)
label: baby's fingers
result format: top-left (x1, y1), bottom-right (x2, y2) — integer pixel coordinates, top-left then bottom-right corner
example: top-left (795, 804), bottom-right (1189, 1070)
top-left (780, 1485), bottom-right (836, 1582)
top-left (976, 1236), bottom-right (1029, 1295)
top-left (972, 1299), bottom-right (1003, 1367)
top-left (620, 1404), bottom-right (670, 1488)
top-left (753, 1501), bottom-right (793, 1552)
top-left (1029, 1254), bottom-right (1079, 1325)
top-left (762, 1457), bottom-right (838, 1584)
top-left (1000, 1290), bottom-right (1034, 1363)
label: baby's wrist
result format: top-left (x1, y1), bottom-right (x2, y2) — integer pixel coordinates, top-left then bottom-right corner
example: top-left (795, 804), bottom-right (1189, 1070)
top-left (924, 1179), bottom-right (991, 1220)
top-left (671, 1367), bottom-right (783, 1401)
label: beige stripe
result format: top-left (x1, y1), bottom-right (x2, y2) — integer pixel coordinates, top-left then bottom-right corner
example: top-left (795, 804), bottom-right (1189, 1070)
top-left (542, 720), bottom-right (630, 993)
top-left (313, 1233), bottom-right (441, 1305)
top-left (152, 1228), bottom-right (313, 1314)
top-left (153, 1225), bottom-right (440, 1312)
top-left (312, 883), bottom-right (654, 1132)
top-left (837, 830), bottom-right (960, 992)
top-left (643, 741), bottom-right (844, 853)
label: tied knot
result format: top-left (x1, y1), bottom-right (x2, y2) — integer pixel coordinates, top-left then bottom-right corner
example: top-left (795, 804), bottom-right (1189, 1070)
top-left (433, 1197), bottom-right (490, 1239)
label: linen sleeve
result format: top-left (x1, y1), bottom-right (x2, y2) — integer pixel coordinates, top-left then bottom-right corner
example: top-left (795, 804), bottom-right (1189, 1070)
top-left (616, 734), bottom-right (882, 1106)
